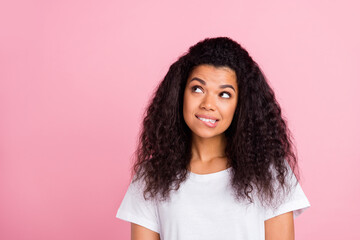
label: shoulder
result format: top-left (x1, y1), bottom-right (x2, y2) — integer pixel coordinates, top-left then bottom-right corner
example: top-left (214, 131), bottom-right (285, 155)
top-left (263, 162), bottom-right (311, 220)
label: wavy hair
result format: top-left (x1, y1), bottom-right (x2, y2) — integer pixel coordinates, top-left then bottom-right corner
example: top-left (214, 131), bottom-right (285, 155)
top-left (131, 37), bottom-right (300, 208)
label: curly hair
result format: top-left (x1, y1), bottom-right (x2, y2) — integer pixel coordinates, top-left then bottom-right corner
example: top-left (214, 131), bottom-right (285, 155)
top-left (131, 37), bottom-right (300, 208)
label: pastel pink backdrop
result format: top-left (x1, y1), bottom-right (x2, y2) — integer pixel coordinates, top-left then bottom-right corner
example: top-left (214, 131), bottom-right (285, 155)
top-left (1, 0), bottom-right (359, 239)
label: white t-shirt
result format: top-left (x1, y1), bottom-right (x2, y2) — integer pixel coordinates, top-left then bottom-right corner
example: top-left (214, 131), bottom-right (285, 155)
top-left (116, 167), bottom-right (310, 240)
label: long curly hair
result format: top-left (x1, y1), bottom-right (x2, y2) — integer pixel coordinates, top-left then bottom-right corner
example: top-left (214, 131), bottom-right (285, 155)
top-left (131, 37), bottom-right (300, 208)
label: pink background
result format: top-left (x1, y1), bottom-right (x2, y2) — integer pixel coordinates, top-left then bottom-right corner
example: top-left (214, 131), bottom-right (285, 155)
top-left (1, 0), bottom-right (359, 239)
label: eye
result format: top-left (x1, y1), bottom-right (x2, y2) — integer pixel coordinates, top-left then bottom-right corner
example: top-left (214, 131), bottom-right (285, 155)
top-left (191, 85), bottom-right (204, 93)
top-left (220, 91), bottom-right (231, 99)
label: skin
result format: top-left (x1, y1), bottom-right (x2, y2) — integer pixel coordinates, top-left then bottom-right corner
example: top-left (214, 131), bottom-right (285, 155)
top-left (183, 64), bottom-right (238, 173)
top-left (131, 224), bottom-right (160, 240)
top-left (131, 64), bottom-right (295, 239)
top-left (265, 211), bottom-right (295, 240)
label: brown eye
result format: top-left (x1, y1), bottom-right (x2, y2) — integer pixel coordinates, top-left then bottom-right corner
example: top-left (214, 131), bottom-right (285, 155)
top-left (191, 86), bottom-right (203, 93)
top-left (220, 92), bottom-right (231, 98)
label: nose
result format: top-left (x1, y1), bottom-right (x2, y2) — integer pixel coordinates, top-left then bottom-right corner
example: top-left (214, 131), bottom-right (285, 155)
top-left (200, 94), bottom-right (215, 111)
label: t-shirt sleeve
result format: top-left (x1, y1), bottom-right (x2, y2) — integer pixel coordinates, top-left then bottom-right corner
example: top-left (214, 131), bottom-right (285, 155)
top-left (116, 177), bottom-right (160, 233)
top-left (264, 163), bottom-right (311, 221)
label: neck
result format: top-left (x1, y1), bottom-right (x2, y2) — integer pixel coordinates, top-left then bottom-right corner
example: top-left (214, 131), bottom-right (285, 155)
top-left (190, 133), bottom-right (227, 163)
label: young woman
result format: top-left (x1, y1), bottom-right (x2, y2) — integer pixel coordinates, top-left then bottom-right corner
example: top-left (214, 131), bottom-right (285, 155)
top-left (116, 37), bottom-right (310, 240)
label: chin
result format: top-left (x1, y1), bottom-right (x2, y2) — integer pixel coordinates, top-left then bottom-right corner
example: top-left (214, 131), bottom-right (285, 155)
top-left (192, 131), bottom-right (222, 139)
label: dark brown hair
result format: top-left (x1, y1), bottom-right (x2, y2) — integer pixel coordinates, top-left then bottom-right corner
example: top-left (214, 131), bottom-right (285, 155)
top-left (132, 37), bottom-right (299, 208)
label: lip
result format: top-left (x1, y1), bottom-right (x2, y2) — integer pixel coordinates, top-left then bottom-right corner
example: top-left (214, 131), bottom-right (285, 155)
top-left (195, 114), bottom-right (219, 128)
top-left (195, 114), bottom-right (219, 121)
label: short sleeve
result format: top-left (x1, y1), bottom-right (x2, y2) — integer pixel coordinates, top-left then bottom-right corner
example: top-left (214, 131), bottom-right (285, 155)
top-left (116, 177), bottom-right (160, 233)
top-left (264, 163), bottom-right (311, 221)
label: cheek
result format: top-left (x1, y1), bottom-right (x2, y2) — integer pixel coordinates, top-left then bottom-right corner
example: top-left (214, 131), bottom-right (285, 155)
top-left (183, 91), bottom-right (195, 107)
top-left (224, 102), bottom-right (237, 120)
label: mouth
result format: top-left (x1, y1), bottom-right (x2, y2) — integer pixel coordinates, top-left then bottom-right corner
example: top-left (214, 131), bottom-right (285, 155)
top-left (195, 115), bottom-right (219, 127)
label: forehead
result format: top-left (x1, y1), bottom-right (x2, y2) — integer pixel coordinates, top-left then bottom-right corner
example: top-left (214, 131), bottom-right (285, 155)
top-left (187, 64), bottom-right (237, 86)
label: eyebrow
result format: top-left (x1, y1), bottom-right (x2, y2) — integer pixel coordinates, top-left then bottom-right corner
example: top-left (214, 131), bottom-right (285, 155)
top-left (189, 77), bottom-right (236, 92)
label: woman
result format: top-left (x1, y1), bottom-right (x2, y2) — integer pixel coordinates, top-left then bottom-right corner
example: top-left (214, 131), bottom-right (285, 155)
top-left (116, 37), bottom-right (310, 240)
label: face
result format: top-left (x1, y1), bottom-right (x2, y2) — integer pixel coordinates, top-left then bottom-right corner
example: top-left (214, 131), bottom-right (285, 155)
top-left (183, 64), bottom-right (238, 140)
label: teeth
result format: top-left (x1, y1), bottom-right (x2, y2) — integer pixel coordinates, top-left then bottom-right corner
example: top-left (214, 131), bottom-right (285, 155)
top-left (198, 117), bottom-right (216, 124)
